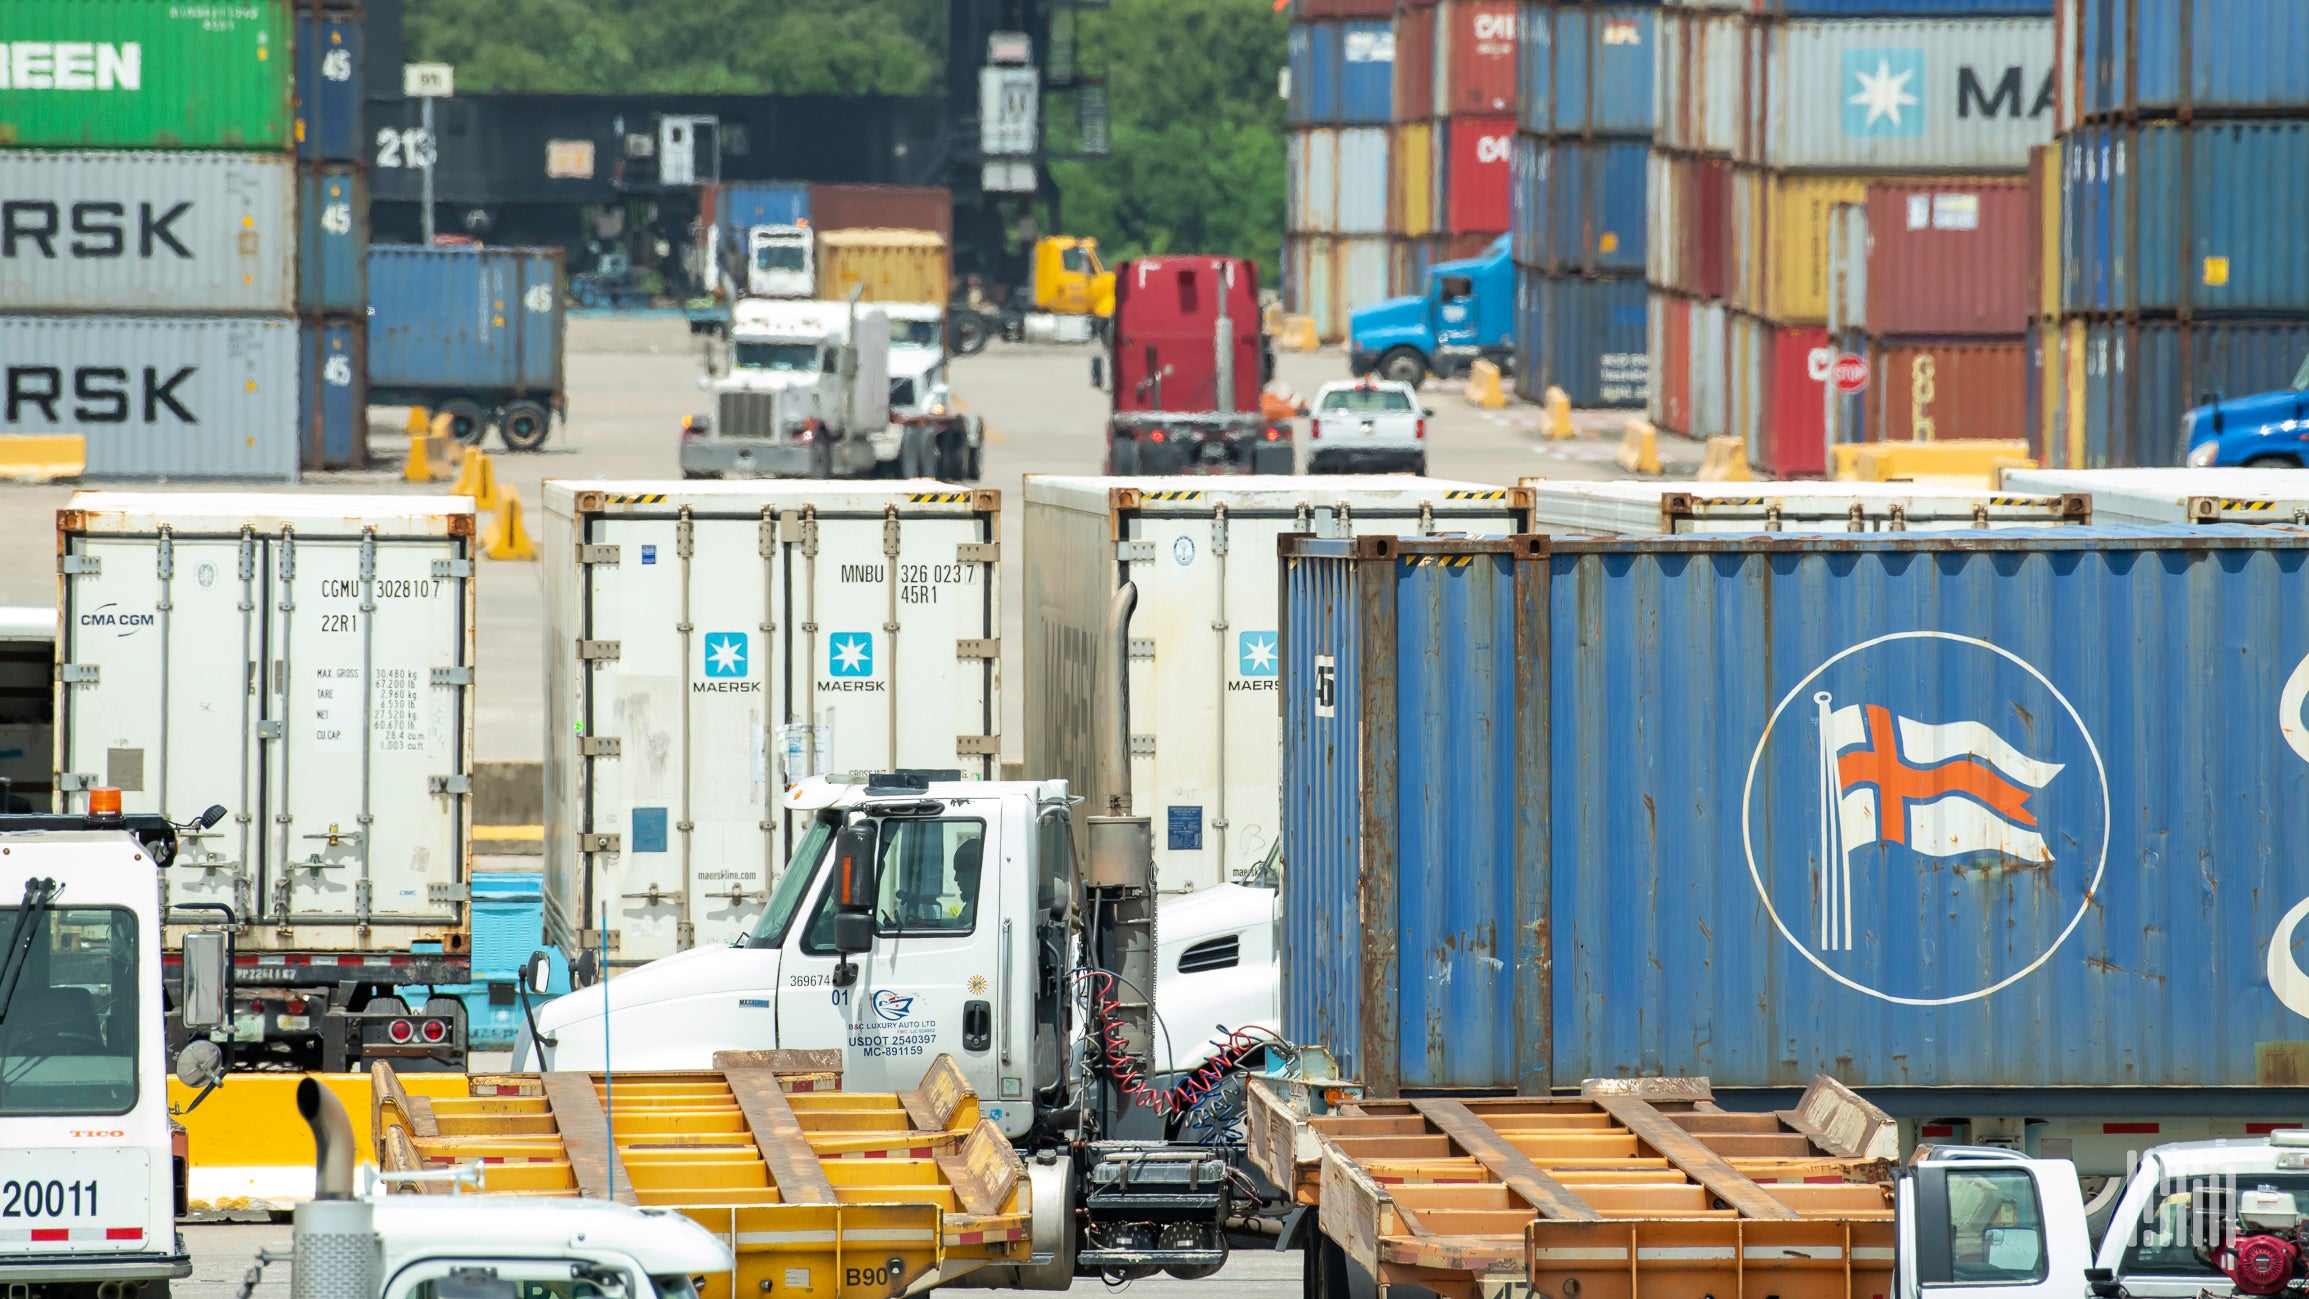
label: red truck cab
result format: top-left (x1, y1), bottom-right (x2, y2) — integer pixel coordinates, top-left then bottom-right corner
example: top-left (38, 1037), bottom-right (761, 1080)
top-left (1095, 255), bottom-right (1291, 474)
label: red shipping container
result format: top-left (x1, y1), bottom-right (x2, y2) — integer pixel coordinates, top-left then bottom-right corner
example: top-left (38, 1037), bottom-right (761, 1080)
top-left (1434, 0), bottom-right (1518, 116)
top-left (1868, 338), bottom-right (2028, 443)
top-left (809, 184), bottom-right (953, 241)
top-left (1394, 6), bottom-right (1435, 126)
top-left (1443, 115), bottom-right (1514, 234)
top-left (1863, 180), bottom-right (2029, 336)
top-left (1657, 293), bottom-right (1693, 434)
top-left (1685, 157), bottom-right (1733, 302)
top-left (1767, 324), bottom-right (1831, 476)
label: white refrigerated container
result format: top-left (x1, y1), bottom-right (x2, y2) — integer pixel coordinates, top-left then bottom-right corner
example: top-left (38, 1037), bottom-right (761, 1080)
top-left (55, 493), bottom-right (477, 956)
top-left (1998, 467), bottom-right (2309, 525)
top-left (1023, 476), bottom-right (1528, 893)
top-left (540, 482), bottom-right (1002, 968)
top-left (1517, 478), bottom-right (2093, 533)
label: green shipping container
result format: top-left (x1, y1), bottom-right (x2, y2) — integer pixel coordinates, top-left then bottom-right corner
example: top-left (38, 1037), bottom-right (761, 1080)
top-left (0, 0), bottom-right (291, 150)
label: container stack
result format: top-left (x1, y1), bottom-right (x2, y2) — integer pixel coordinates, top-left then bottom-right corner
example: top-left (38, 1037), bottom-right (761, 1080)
top-left (2035, 0), bottom-right (2309, 467)
top-left (1648, 0), bottom-right (2054, 474)
top-left (1389, 0), bottom-right (1517, 294)
top-left (1285, 0), bottom-right (1397, 341)
top-left (0, 0), bottom-right (366, 479)
top-left (295, 2), bottom-right (372, 471)
top-left (1510, 1), bottom-right (1653, 406)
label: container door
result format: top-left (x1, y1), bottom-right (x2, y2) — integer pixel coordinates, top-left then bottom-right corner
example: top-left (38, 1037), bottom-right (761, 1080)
top-left (1123, 511), bottom-right (1227, 893)
top-left (580, 511), bottom-right (782, 967)
top-left (517, 252), bottom-right (562, 394)
top-left (59, 530), bottom-right (264, 917)
top-left (263, 530), bottom-right (468, 944)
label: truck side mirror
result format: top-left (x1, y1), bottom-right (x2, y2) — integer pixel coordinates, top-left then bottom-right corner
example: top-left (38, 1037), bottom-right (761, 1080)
top-left (833, 822), bottom-right (879, 915)
top-left (198, 804), bottom-right (227, 830)
top-left (179, 929), bottom-right (229, 1029)
top-left (173, 1039), bottom-right (225, 1090)
top-left (525, 950), bottom-right (554, 996)
top-left (1090, 356), bottom-right (1105, 390)
top-left (832, 912), bottom-right (875, 956)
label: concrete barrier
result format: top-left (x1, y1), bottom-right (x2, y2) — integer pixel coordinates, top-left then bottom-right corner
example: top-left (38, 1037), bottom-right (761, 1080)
top-left (1832, 440), bottom-right (2033, 484)
top-left (1544, 386), bottom-right (1575, 440)
top-left (1276, 314), bottom-right (1321, 352)
top-left (1616, 419), bottom-right (1662, 474)
top-left (1697, 435), bottom-right (1753, 482)
top-left (1464, 359), bottom-right (1508, 410)
top-left (0, 434), bottom-right (86, 482)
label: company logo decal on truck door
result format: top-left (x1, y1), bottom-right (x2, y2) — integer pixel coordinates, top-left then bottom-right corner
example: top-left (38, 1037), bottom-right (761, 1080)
top-left (1743, 631), bottom-right (2108, 1006)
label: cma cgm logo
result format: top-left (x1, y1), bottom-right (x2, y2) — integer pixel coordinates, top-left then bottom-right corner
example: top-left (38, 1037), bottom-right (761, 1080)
top-left (1474, 135), bottom-right (1511, 164)
top-left (1839, 48), bottom-right (2051, 137)
top-left (1471, 12), bottom-right (1515, 40)
top-left (1742, 632), bottom-right (2109, 1006)
top-left (0, 43), bottom-right (144, 91)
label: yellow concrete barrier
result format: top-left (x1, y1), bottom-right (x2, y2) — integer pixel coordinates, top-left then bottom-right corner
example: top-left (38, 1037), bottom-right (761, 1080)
top-left (1617, 419), bottom-right (1662, 475)
top-left (170, 1071), bottom-right (474, 1212)
top-left (1545, 386), bottom-right (1575, 440)
top-left (450, 446), bottom-right (503, 512)
top-left (0, 434), bottom-right (86, 482)
top-left (1833, 440), bottom-right (2034, 484)
top-left (483, 486), bottom-right (538, 561)
top-left (1464, 359), bottom-right (1507, 410)
top-left (1276, 314), bottom-right (1321, 352)
top-left (1697, 435), bottom-right (1754, 482)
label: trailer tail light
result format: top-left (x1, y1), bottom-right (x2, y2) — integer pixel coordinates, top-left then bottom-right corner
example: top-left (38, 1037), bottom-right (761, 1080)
top-left (1416, 418), bottom-right (1426, 440)
top-left (1264, 426), bottom-right (1284, 442)
top-left (1148, 428), bottom-right (1167, 443)
top-left (419, 1019), bottom-right (449, 1044)
top-left (387, 1019), bottom-right (415, 1044)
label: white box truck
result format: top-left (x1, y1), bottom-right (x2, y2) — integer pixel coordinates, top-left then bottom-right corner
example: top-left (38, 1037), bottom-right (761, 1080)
top-left (1023, 476), bottom-right (1529, 892)
top-left (540, 482), bottom-right (1001, 970)
top-left (1517, 479), bottom-right (2094, 533)
top-left (54, 494), bottom-right (477, 1070)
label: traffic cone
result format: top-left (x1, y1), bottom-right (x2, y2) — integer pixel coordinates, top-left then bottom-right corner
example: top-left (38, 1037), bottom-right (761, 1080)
top-left (402, 407), bottom-right (444, 482)
top-left (451, 447), bottom-right (503, 513)
top-left (482, 487), bottom-right (537, 561)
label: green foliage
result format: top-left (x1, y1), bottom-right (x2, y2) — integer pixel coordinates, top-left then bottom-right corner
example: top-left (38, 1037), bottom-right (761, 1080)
top-left (1049, 0), bottom-right (1288, 284)
top-left (402, 0), bottom-right (944, 96)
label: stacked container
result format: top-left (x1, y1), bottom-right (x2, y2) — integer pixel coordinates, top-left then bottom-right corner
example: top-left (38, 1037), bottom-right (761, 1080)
top-left (2033, 0), bottom-right (2309, 467)
top-left (1512, 3), bottom-right (1654, 406)
top-left (1286, 0), bottom-right (1397, 341)
top-left (0, 0), bottom-right (366, 477)
top-left (1648, 2), bottom-right (2054, 474)
top-left (1389, 0), bottom-right (1517, 294)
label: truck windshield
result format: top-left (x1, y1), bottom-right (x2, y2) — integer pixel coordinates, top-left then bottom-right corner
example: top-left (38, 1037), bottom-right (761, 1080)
top-left (1320, 388), bottom-right (1415, 413)
top-left (890, 320), bottom-right (942, 349)
top-left (0, 904), bottom-right (138, 1117)
top-left (733, 341), bottom-right (820, 372)
top-left (2293, 351), bottom-right (2309, 390)
top-left (2119, 1170), bottom-right (2309, 1276)
top-left (754, 242), bottom-right (807, 274)
top-left (749, 820), bottom-right (834, 948)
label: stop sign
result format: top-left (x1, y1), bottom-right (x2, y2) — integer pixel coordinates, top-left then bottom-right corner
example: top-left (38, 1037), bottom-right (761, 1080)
top-left (1828, 353), bottom-right (1870, 394)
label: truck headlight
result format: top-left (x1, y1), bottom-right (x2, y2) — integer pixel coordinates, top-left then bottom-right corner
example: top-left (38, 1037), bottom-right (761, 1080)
top-left (2187, 438), bottom-right (2218, 467)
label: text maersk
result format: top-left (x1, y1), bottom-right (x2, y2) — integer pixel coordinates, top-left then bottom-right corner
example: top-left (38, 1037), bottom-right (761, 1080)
top-left (1, 203), bottom-right (195, 260)
top-left (6, 367), bottom-right (196, 423)
top-left (0, 43), bottom-right (142, 91)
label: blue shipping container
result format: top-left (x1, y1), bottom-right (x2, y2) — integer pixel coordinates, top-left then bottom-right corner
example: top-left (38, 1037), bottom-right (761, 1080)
top-left (1511, 134), bottom-right (1542, 267)
top-left (713, 182), bottom-right (811, 250)
top-left (1543, 140), bottom-right (1647, 274)
top-left (2077, 0), bottom-right (2309, 118)
top-left (300, 318), bottom-right (366, 470)
top-left (2063, 121), bottom-right (2309, 315)
top-left (1288, 20), bottom-right (1392, 126)
top-left (1533, 274), bottom-right (1648, 406)
top-left (295, 11), bottom-right (363, 163)
top-left (299, 166), bottom-right (367, 314)
top-left (1283, 526), bottom-right (2309, 1097)
top-left (2073, 317), bottom-right (2309, 467)
top-left (1751, 0), bottom-right (2050, 12)
top-left (366, 245), bottom-right (566, 401)
top-left (1531, 7), bottom-right (1656, 138)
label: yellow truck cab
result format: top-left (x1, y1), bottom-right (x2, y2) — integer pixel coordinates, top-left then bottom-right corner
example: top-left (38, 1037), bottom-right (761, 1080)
top-left (1033, 237), bottom-right (1114, 318)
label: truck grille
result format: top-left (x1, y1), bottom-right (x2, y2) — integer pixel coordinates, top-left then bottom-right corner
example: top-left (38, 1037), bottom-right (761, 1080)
top-left (717, 391), bottom-right (782, 440)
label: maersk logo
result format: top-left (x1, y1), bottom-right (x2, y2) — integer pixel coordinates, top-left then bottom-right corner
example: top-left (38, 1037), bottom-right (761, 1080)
top-left (0, 43), bottom-right (143, 91)
top-left (1841, 48), bottom-right (1924, 138)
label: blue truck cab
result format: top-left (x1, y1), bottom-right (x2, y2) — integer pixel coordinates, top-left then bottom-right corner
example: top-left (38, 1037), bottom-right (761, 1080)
top-left (1348, 234), bottom-right (1515, 386)
top-left (2185, 351), bottom-right (2309, 465)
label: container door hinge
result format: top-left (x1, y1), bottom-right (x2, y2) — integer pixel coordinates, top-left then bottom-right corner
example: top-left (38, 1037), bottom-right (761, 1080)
top-left (429, 774), bottom-right (471, 795)
top-left (428, 883), bottom-right (470, 904)
top-left (59, 663), bottom-right (99, 685)
top-left (580, 929), bottom-right (621, 952)
top-left (956, 541), bottom-right (999, 563)
top-left (1117, 540), bottom-right (1154, 562)
top-left (1128, 638), bottom-right (1156, 660)
top-left (580, 833), bottom-right (622, 853)
top-left (956, 638), bottom-right (999, 659)
top-left (956, 735), bottom-right (1002, 756)
top-left (578, 640), bottom-right (622, 660)
top-left (60, 555), bottom-right (100, 576)
top-left (1129, 734), bottom-right (1157, 756)
top-left (580, 736), bottom-right (622, 757)
top-left (578, 544), bottom-right (621, 565)
top-left (431, 558), bottom-right (474, 579)
top-left (431, 666), bottom-right (474, 686)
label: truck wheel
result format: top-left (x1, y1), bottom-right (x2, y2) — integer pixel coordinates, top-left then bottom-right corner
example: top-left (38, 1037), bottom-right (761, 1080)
top-left (1378, 348), bottom-right (1428, 388)
top-left (440, 398), bottom-right (489, 445)
top-left (900, 426), bottom-right (930, 479)
top-left (2244, 454), bottom-right (2303, 468)
top-left (1108, 437), bottom-right (1140, 475)
top-left (499, 400), bottom-right (552, 451)
top-left (951, 312), bottom-right (992, 357)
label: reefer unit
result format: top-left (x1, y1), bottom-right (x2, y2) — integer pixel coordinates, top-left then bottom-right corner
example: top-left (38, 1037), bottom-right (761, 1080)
top-left (0, 151), bottom-right (295, 313)
top-left (1515, 479), bottom-right (2090, 532)
top-left (2002, 468), bottom-right (2309, 524)
top-left (0, 316), bottom-right (299, 480)
top-left (540, 482), bottom-right (1002, 968)
top-left (0, 0), bottom-right (293, 150)
top-left (56, 493), bottom-right (475, 955)
top-left (295, 10), bottom-right (363, 163)
top-left (1754, 19), bottom-right (2055, 171)
top-left (1283, 526), bottom-right (2309, 1112)
top-left (1023, 477), bottom-right (1528, 893)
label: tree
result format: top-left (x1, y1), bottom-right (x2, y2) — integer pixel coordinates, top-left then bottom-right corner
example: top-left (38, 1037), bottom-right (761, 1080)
top-left (1048, 0), bottom-right (1288, 283)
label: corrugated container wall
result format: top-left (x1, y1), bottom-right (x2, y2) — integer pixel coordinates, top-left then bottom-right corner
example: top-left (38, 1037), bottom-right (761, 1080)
top-left (295, 10), bottom-right (364, 163)
top-left (2061, 122), bottom-right (2309, 316)
top-left (2069, 319), bottom-right (2309, 468)
top-left (301, 319), bottom-right (369, 471)
top-left (1527, 276), bottom-right (1649, 407)
top-left (1287, 235), bottom-right (1392, 342)
top-left (2029, 145), bottom-right (2061, 320)
top-left (709, 182), bottom-right (810, 250)
top-left (1650, 290), bottom-right (1694, 432)
top-left (1868, 338), bottom-right (2028, 442)
top-left (1655, 11), bottom-right (1743, 157)
top-left (0, 0), bottom-right (293, 150)
top-left (1755, 0), bottom-right (2055, 12)
top-left (1442, 116), bottom-right (1515, 233)
top-left (1394, 4), bottom-right (1436, 124)
top-left (1391, 123), bottom-right (1435, 236)
top-left (1541, 140), bottom-right (1648, 275)
top-left (1523, 6), bottom-right (1656, 137)
top-left (1757, 20), bottom-right (2055, 171)
top-left (0, 152), bottom-right (295, 313)
top-left (299, 166), bottom-right (369, 315)
top-left (1282, 527), bottom-right (2309, 1096)
top-left (1434, 0), bottom-right (1519, 116)
top-left (1864, 180), bottom-right (2031, 334)
top-left (0, 317), bottom-right (299, 479)
top-left (366, 246), bottom-right (566, 396)
top-left (1288, 20), bottom-right (1394, 125)
top-left (2072, 0), bottom-right (2309, 119)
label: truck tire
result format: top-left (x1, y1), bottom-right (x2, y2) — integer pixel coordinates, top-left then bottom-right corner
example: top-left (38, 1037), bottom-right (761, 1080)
top-left (440, 398), bottom-right (489, 446)
top-left (1378, 348), bottom-right (1428, 388)
top-left (900, 425), bottom-right (931, 479)
top-left (951, 311), bottom-right (992, 357)
top-left (499, 400), bottom-right (552, 451)
top-left (2245, 454), bottom-right (2303, 468)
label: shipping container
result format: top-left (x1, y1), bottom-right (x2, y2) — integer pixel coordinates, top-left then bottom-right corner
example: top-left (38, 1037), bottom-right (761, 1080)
top-left (1394, 4), bottom-right (1436, 126)
top-left (1281, 525), bottom-right (2309, 1104)
top-left (1725, 312), bottom-right (1833, 475)
top-left (1652, 289), bottom-right (1693, 430)
top-left (1287, 22), bottom-right (1335, 124)
top-left (707, 181), bottom-right (810, 250)
top-left (2062, 122), bottom-right (2309, 316)
top-left (0, 608), bottom-right (56, 809)
top-left (299, 165), bottom-right (369, 315)
top-left (1442, 115), bottom-right (1516, 233)
top-left (1293, 129), bottom-right (1337, 230)
top-left (815, 228), bottom-right (949, 304)
top-left (1527, 274), bottom-right (1649, 406)
top-left (2065, 318), bottom-right (2309, 467)
top-left (300, 318), bottom-right (369, 471)
top-left (1433, 0), bottom-right (1520, 116)
top-left (1752, 0), bottom-right (2054, 12)
top-left (1655, 11), bottom-right (1743, 156)
top-left (0, 151), bottom-right (295, 313)
top-left (58, 492), bottom-right (475, 956)
top-left (1868, 337), bottom-right (2028, 443)
top-left (0, 0), bottom-right (292, 150)
top-left (1294, 0), bottom-right (1396, 16)
top-left (1540, 139), bottom-right (1648, 275)
top-left (1511, 133), bottom-right (1540, 267)
top-left (806, 184), bottom-right (951, 241)
top-left (1288, 235), bottom-right (1392, 342)
top-left (1755, 19), bottom-right (2055, 171)
top-left (1522, 6), bottom-right (1655, 138)
top-left (1023, 476), bottom-right (1527, 893)
top-left (1517, 478), bottom-right (2090, 532)
top-left (0, 316), bottom-right (299, 480)
top-left (295, 9), bottom-right (363, 163)
top-left (1755, 170), bottom-right (1871, 324)
top-left (2002, 467), bottom-right (2309, 523)
top-left (366, 245), bottom-right (566, 414)
top-left (539, 482), bottom-right (1002, 967)
top-left (1288, 19), bottom-right (1395, 125)
top-left (1290, 126), bottom-right (1390, 235)
top-left (2028, 144), bottom-right (2060, 320)
top-left (1689, 297), bottom-right (1730, 439)
top-left (1391, 122), bottom-right (1435, 236)
top-left (2074, 0), bottom-right (2309, 120)
top-left (1865, 180), bottom-right (2030, 334)
top-left (1657, 153), bottom-right (1735, 301)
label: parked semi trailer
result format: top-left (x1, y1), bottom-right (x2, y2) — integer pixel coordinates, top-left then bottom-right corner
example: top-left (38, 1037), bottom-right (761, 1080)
top-left (1095, 256), bottom-right (1290, 474)
top-left (368, 244), bottom-right (567, 451)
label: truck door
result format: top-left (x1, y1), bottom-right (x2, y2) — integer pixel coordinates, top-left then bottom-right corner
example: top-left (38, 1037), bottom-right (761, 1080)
top-left (1903, 1155), bottom-right (2094, 1299)
top-left (1432, 274), bottom-right (1478, 352)
top-left (775, 809), bottom-right (1006, 1115)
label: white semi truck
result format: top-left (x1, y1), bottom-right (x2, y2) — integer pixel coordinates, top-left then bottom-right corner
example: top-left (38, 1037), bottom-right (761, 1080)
top-left (682, 298), bottom-right (892, 479)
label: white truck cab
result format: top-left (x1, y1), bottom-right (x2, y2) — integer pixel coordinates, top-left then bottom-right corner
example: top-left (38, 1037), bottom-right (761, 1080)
top-left (372, 1196), bottom-right (730, 1299)
top-left (684, 300), bottom-right (891, 480)
top-left (745, 225), bottom-right (814, 299)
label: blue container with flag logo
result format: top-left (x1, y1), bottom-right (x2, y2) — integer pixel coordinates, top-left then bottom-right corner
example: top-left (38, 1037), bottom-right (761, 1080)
top-left (1283, 527), bottom-right (2309, 1105)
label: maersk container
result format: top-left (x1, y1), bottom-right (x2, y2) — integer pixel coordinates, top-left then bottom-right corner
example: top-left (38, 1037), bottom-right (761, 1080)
top-left (1542, 139), bottom-right (1647, 275)
top-left (1022, 477), bottom-right (1528, 895)
top-left (2063, 122), bottom-right (2309, 316)
top-left (1754, 19), bottom-right (2054, 171)
top-left (2074, 0), bottom-right (2309, 119)
top-left (0, 316), bottom-right (299, 480)
top-left (1516, 479), bottom-right (2091, 532)
top-left (1521, 6), bottom-right (1655, 138)
top-left (301, 318), bottom-right (369, 471)
top-left (57, 492), bottom-right (475, 956)
top-left (0, 151), bottom-right (295, 313)
top-left (295, 10), bottom-right (363, 163)
top-left (0, 0), bottom-right (292, 150)
top-left (1530, 274), bottom-right (1649, 406)
top-left (366, 245), bottom-right (566, 412)
top-left (299, 166), bottom-right (368, 315)
top-left (1282, 526), bottom-right (2309, 1113)
top-left (2003, 468), bottom-right (2309, 523)
top-left (539, 482), bottom-right (1002, 968)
